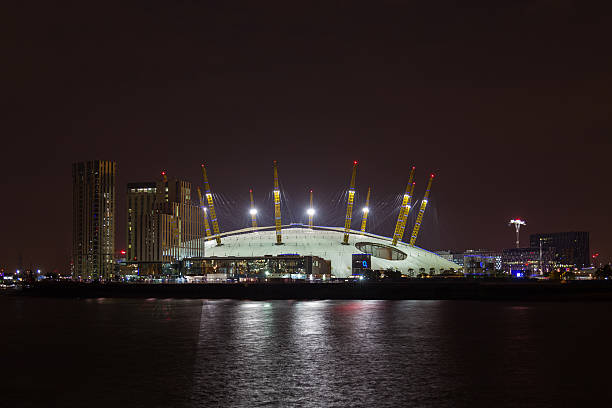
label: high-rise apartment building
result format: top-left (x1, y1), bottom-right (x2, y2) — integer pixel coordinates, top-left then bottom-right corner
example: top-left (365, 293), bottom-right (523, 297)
top-left (126, 176), bottom-right (204, 269)
top-left (72, 160), bottom-right (116, 279)
top-left (126, 182), bottom-right (158, 262)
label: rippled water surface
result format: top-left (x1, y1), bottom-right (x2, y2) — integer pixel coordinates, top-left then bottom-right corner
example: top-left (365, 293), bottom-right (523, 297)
top-left (2, 296), bottom-right (612, 407)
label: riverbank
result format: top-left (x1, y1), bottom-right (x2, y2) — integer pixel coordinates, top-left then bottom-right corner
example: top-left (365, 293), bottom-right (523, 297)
top-left (11, 280), bottom-right (612, 300)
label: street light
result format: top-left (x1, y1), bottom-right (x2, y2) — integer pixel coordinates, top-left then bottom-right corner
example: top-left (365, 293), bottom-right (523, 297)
top-left (249, 208), bottom-right (258, 216)
top-left (307, 208), bottom-right (315, 216)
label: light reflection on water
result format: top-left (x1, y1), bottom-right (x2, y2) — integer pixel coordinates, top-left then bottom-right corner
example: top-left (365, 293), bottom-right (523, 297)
top-left (2, 297), bottom-right (612, 407)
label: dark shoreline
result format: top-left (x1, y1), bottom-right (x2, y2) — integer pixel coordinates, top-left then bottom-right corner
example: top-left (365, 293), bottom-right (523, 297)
top-left (10, 280), bottom-right (612, 301)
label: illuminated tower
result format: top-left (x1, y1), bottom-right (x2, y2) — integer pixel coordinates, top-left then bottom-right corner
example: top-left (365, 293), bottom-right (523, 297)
top-left (72, 160), bottom-right (116, 280)
top-left (509, 219), bottom-right (526, 248)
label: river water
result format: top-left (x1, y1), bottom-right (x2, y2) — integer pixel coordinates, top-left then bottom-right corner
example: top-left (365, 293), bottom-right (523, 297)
top-left (2, 295), bottom-right (611, 407)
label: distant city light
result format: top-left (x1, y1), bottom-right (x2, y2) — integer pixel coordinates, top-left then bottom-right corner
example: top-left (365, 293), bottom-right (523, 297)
top-left (307, 208), bottom-right (315, 216)
top-left (250, 208), bottom-right (258, 215)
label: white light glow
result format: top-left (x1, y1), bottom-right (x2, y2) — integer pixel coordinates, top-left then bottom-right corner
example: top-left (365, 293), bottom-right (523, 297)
top-left (250, 208), bottom-right (258, 215)
top-left (509, 219), bottom-right (526, 226)
top-left (307, 208), bottom-right (315, 216)
top-left (362, 207), bottom-right (369, 213)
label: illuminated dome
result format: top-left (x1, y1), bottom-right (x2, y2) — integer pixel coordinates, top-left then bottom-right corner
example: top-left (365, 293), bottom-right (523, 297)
top-left (195, 225), bottom-right (458, 278)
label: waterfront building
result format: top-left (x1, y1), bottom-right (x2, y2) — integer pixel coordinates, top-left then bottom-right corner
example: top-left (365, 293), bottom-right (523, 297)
top-left (124, 176), bottom-right (204, 277)
top-left (182, 254), bottom-right (332, 282)
top-left (126, 182), bottom-right (158, 262)
top-left (434, 250), bottom-right (501, 273)
top-left (462, 249), bottom-right (502, 274)
top-left (502, 247), bottom-right (555, 276)
top-left (529, 232), bottom-right (590, 269)
top-left (72, 160), bottom-right (116, 280)
top-left (175, 225), bottom-right (458, 278)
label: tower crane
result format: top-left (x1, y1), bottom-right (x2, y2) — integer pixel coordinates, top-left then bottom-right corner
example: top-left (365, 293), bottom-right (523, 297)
top-left (392, 166), bottom-right (416, 245)
top-left (409, 173), bottom-right (435, 246)
top-left (200, 164), bottom-right (222, 245)
top-left (197, 187), bottom-right (212, 239)
top-left (360, 187), bottom-right (371, 232)
top-left (307, 190), bottom-right (315, 228)
top-left (249, 189), bottom-right (257, 228)
top-left (342, 161), bottom-right (358, 245)
top-left (273, 161), bottom-right (283, 245)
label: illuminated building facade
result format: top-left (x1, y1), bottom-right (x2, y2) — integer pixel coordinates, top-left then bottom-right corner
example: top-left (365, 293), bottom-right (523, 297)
top-left (502, 247), bottom-right (555, 276)
top-left (72, 160), bottom-right (116, 280)
top-left (124, 177), bottom-right (204, 276)
top-left (127, 182), bottom-right (158, 262)
top-left (529, 232), bottom-right (590, 269)
top-left (182, 255), bottom-right (331, 282)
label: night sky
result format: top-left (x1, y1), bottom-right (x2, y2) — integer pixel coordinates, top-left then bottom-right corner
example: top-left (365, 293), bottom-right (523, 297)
top-left (3, 1), bottom-right (611, 272)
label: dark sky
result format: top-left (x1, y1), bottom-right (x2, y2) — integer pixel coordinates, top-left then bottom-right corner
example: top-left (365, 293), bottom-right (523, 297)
top-left (2, 1), bottom-right (611, 272)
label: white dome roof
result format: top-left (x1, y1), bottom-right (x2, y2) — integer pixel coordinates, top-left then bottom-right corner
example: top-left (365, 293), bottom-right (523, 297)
top-left (196, 225), bottom-right (458, 278)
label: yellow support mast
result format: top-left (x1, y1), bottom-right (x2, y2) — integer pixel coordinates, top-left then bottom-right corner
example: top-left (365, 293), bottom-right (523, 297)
top-left (197, 187), bottom-right (212, 239)
top-left (409, 173), bottom-right (435, 246)
top-left (273, 161), bottom-right (283, 245)
top-left (360, 187), bottom-right (371, 232)
top-left (391, 166), bottom-right (416, 246)
top-left (308, 190), bottom-right (314, 228)
top-left (249, 189), bottom-right (257, 228)
top-left (396, 181), bottom-right (416, 243)
top-left (342, 161), bottom-right (358, 245)
top-left (201, 164), bottom-right (222, 245)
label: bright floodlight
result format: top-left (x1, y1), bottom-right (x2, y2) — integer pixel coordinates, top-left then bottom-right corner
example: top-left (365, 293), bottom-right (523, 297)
top-left (307, 208), bottom-right (315, 216)
top-left (250, 208), bottom-right (258, 215)
top-left (362, 207), bottom-right (369, 213)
